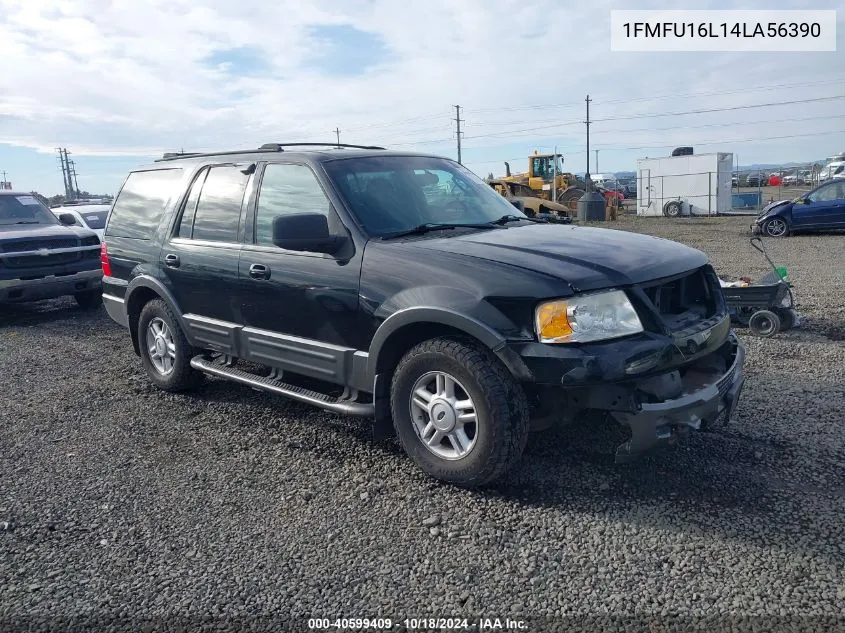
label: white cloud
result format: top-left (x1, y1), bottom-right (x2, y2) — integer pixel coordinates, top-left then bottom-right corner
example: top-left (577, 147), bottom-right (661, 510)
top-left (1, 0), bottom-right (844, 173)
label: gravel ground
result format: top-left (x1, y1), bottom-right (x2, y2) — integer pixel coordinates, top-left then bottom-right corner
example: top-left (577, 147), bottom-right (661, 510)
top-left (1, 216), bottom-right (843, 633)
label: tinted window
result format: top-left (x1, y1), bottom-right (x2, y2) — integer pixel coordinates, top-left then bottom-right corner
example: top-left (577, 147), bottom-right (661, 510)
top-left (177, 168), bottom-right (209, 238)
top-left (254, 164), bottom-right (331, 246)
top-left (191, 166), bottom-right (249, 242)
top-left (106, 169), bottom-right (183, 239)
top-left (808, 182), bottom-right (845, 203)
top-left (81, 210), bottom-right (109, 229)
top-left (0, 194), bottom-right (59, 226)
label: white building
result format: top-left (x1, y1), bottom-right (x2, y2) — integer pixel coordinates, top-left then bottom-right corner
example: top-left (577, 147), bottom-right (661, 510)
top-left (636, 152), bottom-right (734, 216)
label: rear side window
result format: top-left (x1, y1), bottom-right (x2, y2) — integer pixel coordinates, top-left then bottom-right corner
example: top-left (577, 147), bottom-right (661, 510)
top-left (106, 169), bottom-right (184, 239)
top-left (189, 166), bottom-right (249, 242)
top-left (82, 210), bottom-right (108, 229)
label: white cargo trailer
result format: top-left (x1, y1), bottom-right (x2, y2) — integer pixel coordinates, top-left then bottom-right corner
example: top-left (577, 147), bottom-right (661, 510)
top-left (637, 152), bottom-right (734, 217)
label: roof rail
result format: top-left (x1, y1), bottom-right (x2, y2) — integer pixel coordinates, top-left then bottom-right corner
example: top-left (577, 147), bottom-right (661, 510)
top-left (161, 151), bottom-right (202, 160)
top-left (154, 142), bottom-right (386, 163)
top-left (258, 142), bottom-right (386, 151)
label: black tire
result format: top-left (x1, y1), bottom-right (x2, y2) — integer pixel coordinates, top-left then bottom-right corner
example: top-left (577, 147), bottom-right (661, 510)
top-left (74, 289), bottom-right (102, 309)
top-left (748, 309), bottom-right (781, 337)
top-left (663, 200), bottom-right (682, 217)
top-left (777, 308), bottom-right (797, 331)
top-left (762, 217), bottom-right (789, 237)
top-left (558, 187), bottom-right (585, 211)
top-left (390, 337), bottom-right (529, 488)
top-left (137, 299), bottom-right (204, 392)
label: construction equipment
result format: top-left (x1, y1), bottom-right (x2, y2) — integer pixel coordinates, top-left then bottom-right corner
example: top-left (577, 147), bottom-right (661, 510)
top-left (500, 151), bottom-right (586, 211)
top-left (488, 179), bottom-right (573, 222)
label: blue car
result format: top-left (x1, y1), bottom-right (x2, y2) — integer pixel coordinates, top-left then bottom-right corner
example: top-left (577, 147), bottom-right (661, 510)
top-left (754, 178), bottom-right (845, 237)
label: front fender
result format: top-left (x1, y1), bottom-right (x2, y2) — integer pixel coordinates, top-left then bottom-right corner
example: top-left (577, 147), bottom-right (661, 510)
top-left (366, 297), bottom-right (534, 383)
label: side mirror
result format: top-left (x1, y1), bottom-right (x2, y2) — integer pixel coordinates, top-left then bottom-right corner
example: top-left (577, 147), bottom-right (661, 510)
top-left (272, 213), bottom-right (345, 254)
top-left (58, 213), bottom-right (77, 226)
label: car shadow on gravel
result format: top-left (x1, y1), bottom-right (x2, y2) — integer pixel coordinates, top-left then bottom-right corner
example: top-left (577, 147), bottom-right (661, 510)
top-left (480, 420), bottom-right (843, 565)
top-left (0, 299), bottom-right (108, 327)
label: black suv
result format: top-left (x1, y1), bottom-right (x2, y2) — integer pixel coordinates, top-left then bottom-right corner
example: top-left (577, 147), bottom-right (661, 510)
top-left (0, 191), bottom-right (102, 307)
top-left (102, 144), bottom-right (745, 487)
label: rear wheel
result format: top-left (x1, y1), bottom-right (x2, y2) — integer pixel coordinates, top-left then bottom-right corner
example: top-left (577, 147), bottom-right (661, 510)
top-left (74, 289), bottom-right (102, 309)
top-left (663, 200), bottom-right (682, 217)
top-left (390, 337), bottom-right (529, 488)
top-left (748, 309), bottom-right (781, 337)
top-left (137, 299), bottom-right (204, 392)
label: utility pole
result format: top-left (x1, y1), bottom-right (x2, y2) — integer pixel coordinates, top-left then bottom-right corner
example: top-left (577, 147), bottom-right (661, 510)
top-left (584, 95), bottom-right (592, 193)
top-left (453, 105), bottom-right (463, 165)
top-left (57, 148), bottom-right (74, 200)
top-left (334, 127), bottom-right (341, 148)
top-left (69, 160), bottom-right (80, 198)
top-left (595, 149), bottom-right (599, 174)
top-left (552, 144), bottom-right (557, 202)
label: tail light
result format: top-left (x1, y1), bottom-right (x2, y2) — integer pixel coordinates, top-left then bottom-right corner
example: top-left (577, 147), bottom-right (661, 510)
top-left (100, 242), bottom-right (112, 277)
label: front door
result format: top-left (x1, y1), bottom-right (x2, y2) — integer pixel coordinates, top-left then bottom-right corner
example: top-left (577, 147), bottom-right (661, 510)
top-left (161, 163), bottom-right (251, 352)
top-left (792, 180), bottom-right (845, 229)
top-left (237, 162), bottom-right (363, 381)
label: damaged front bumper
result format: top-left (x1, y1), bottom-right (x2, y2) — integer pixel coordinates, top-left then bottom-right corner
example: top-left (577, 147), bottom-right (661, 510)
top-left (608, 334), bottom-right (745, 462)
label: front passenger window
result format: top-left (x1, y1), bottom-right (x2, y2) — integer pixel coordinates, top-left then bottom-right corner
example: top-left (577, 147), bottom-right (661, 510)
top-left (255, 164), bottom-right (332, 247)
top-left (808, 184), bottom-right (838, 203)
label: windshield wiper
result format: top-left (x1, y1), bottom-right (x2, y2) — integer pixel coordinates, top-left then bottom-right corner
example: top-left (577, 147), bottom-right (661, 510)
top-left (491, 214), bottom-right (544, 225)
top-left (380, 222), bottom-right (496, 239)
top-left (13, 221), bottom-right (41, 225)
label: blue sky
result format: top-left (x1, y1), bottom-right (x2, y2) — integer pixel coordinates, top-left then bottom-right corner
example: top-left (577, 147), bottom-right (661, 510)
top-left (1, 0), bottom-right (844, 196)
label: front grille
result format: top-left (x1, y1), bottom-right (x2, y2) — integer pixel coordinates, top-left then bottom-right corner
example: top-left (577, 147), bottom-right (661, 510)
top-left (639, 266), bottom-right (722, 333)
top-left (1, 238), bottom-right (78, 253)
top-left (4, 252), bottom-right (80, 268)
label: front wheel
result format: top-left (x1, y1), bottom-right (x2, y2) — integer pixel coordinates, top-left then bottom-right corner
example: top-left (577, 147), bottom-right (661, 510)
top-left (762, 217), bottom-right (789, 237)
top-left (390, 337), bottom-right (529, 488)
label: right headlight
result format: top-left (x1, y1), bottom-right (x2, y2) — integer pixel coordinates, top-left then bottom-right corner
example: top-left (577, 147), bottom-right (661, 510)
top-left (535, 289), bottom-right (644, 343)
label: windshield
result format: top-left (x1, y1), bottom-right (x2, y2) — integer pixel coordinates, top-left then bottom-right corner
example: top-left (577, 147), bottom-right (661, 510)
top-left (0, 194), bottom-right (59, 226)
top-left (323, 156), bottom-right (526, 237)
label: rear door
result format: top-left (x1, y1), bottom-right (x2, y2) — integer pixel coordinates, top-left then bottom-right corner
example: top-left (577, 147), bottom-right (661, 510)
top-left (792, 181), bottom-right (845, 229)
top-left (161, 163), bottom-right (252, 348)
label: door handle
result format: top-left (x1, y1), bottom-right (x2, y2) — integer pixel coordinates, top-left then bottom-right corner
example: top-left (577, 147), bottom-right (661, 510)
top-left (164, 253), bottom-right (180, 268)
top-left (249, 263), bottom-right (270, 280)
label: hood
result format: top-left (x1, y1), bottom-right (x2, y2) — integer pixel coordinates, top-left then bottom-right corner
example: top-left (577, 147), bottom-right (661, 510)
top-left (0, 222), bottom-right (96, 241)
top-left (756, 199), bottom-right (792, 219)
top-left (401, 224), bottom-right (708, 291)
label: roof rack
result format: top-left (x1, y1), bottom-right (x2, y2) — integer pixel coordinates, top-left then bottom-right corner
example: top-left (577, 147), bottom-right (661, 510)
top-left (155, 142), bottom-right (385, 162)
top-left (258, 142), bottom-right (386, 151)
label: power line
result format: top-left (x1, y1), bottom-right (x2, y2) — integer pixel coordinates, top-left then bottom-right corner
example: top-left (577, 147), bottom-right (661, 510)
top-left (467, 79), bottom-right (845, 115)
top-left (335, 79), bottom-right (845, 139)
top-left (594, 94), bottom-right (845, 124)
top-left (466, 128), bottom-right (845, 167)
top-left (440, 95), bottom-right (845, 142)
top-left (454, 113), bottom-right (845, 151)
